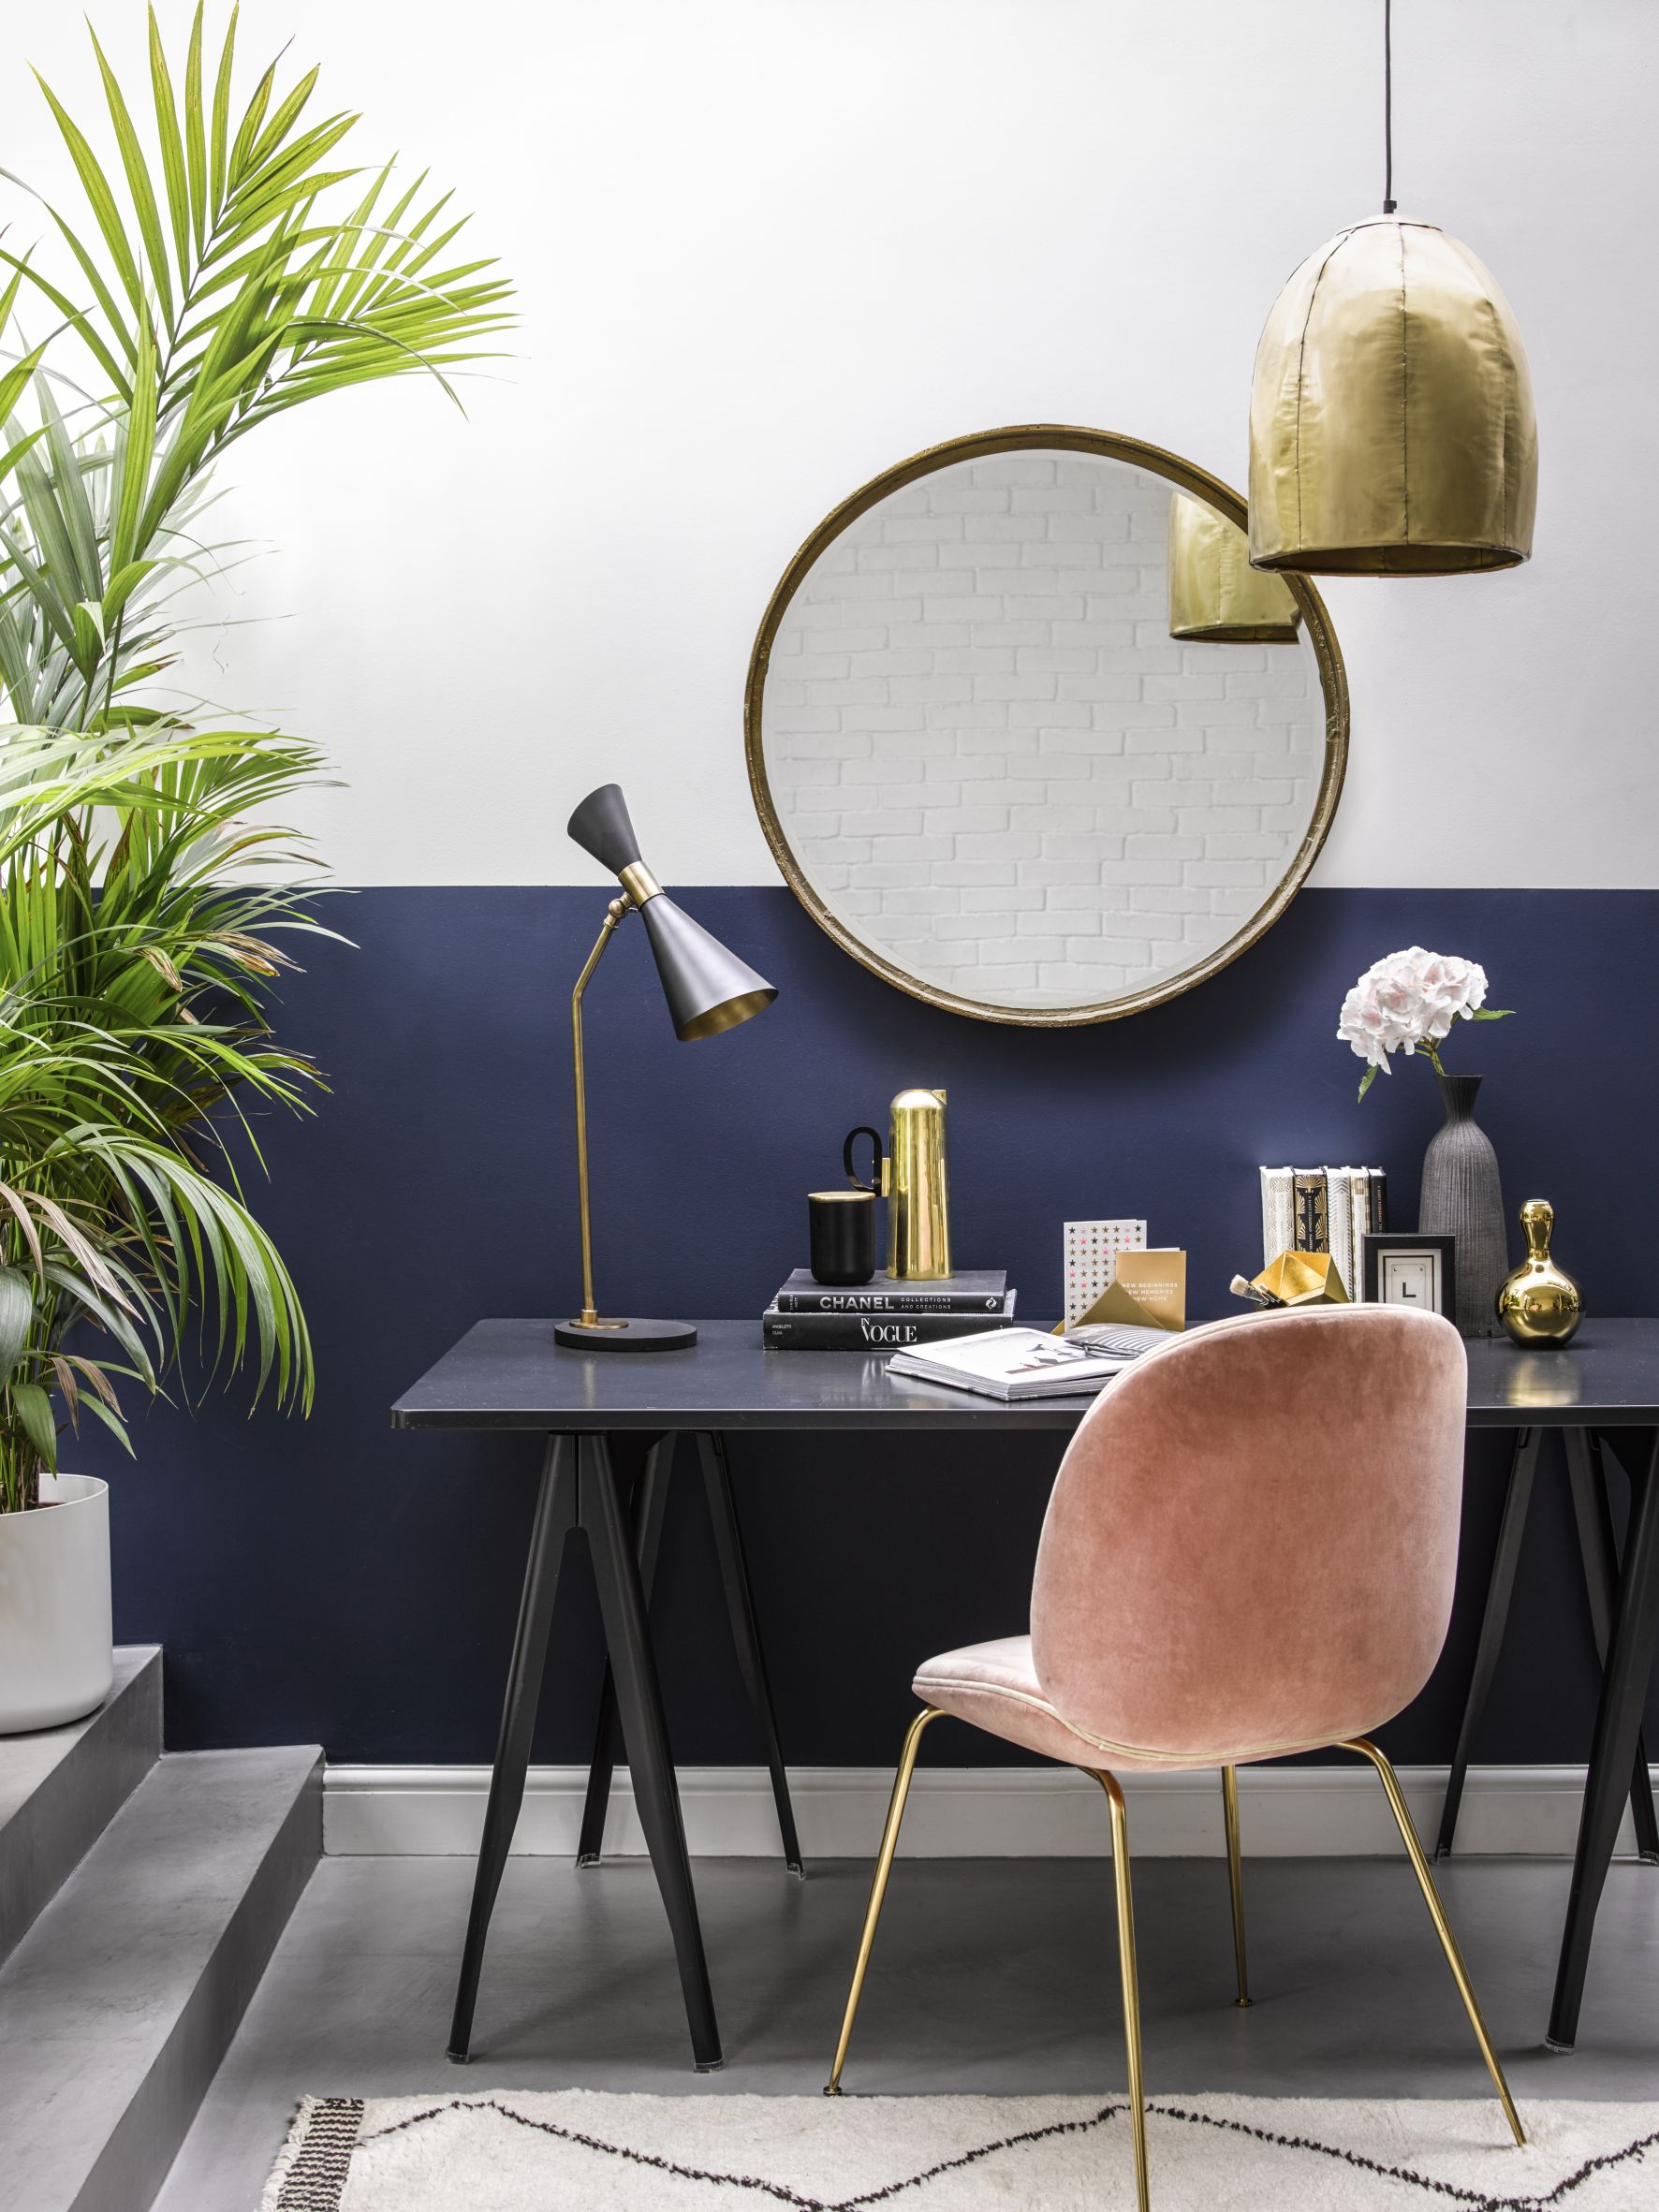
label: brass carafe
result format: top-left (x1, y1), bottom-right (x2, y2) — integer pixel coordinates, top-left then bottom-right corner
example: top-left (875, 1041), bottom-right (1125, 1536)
top-left (886, 1088), bottom-right (950, 1279)
top-left (843, 1088), bottom-right (952, 1280)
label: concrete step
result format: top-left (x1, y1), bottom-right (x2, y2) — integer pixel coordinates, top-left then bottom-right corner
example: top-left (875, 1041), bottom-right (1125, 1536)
top-left (0, 1740), bottom-right (321, 2212)
top-left (0, 1646), bottom-right (162, 1969)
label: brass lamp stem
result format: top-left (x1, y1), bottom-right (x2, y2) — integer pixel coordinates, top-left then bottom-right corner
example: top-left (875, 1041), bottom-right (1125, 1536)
top-left (571, 895), bottom-right (633, 1328)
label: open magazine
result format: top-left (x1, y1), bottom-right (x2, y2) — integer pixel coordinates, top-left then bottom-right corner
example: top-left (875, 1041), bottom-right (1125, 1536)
top-left (887, 1325), bottom-right (1152, 1402)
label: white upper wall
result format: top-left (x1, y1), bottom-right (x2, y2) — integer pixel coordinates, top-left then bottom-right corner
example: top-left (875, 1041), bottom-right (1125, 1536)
top-left (9, 1), bottom-right (1655, 887)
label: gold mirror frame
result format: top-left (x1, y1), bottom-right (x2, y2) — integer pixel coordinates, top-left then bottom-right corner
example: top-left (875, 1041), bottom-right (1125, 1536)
top-left (744, 425), bottom-right (1349, 1028)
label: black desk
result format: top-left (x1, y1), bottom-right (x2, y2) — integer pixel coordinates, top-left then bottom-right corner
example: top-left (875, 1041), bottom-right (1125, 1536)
top-left (393, 1316), bottom-right (1659, 2063)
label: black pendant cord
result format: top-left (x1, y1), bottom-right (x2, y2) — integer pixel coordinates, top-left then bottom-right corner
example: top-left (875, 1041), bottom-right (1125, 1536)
top-left (1382, 0), bottom-right (1397, 212)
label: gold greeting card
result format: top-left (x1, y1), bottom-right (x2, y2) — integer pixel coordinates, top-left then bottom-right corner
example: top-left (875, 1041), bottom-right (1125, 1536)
top-left (1075, 1249), bottom-right (1186, 1333)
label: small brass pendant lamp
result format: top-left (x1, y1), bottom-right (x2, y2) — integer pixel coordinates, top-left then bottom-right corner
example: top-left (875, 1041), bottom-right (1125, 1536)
top-left (557, 784), bottom-right (776, 1352)
top-left (1248, 0), bottom-right (1537, 577)
top-left (1168, 492), bottom-right (1300, 642)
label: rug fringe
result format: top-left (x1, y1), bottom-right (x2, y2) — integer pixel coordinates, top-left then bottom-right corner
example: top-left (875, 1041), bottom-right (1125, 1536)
top-left (259, 2094), bottom-right (364, 2212)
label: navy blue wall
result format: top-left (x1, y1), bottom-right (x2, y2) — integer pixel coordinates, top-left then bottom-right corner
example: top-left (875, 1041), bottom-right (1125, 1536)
top-left (95, 886), bottom-right (1659, 1766)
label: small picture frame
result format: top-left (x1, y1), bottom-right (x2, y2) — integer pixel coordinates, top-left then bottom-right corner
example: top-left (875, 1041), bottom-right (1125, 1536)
top-left (1363, 1233), bottom-right (1456, 1319)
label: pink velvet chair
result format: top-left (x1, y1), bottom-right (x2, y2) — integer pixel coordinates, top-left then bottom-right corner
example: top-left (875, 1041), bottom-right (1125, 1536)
top-left (826, 1305), bottom-right (1523, 2209)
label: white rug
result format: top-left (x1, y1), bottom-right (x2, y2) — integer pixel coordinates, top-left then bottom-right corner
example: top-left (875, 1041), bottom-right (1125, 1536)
top-left (261, 2089), bottom-right (1659, 2209)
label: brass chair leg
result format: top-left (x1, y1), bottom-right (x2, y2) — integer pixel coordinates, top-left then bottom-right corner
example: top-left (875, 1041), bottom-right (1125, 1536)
top-left (1092, 1771), bottom-right (1152, 2212)
top-left (1342, 1737), bottom-right (1525, 2147)
top-left (1221, 1765), bottom-right (1252, 2007)
top-left (824, 1706), bottom-right (942, 2095)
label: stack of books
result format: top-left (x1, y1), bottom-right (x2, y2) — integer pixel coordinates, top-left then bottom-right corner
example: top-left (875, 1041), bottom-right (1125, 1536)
top-left (762, 1269), bottom-right (1015, 1350)
top-left (1259, 1165), bottom-right (1388, 1301)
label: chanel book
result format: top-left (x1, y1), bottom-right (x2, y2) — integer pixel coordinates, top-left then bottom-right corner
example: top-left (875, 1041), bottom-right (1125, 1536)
top-left (773, 1268), bottom-right (1008, 1315)
top-left (762, 1294), bottom-right (1017, 1350)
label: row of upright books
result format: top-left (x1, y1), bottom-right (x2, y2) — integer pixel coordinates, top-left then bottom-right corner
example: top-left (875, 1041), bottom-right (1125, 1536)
top-left (1259, 1165), bottom-right (1387, 1304)
top-left (761, 1270), bottom-right (1014, 1349)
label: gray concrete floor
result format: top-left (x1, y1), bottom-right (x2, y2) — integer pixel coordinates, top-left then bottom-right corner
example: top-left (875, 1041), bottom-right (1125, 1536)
top-left (153, 1853), bottom-right (1659, 2211)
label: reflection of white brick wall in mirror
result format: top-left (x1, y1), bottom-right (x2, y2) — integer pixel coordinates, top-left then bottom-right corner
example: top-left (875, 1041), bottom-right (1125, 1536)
top-left (760, 453), bottom-right (1323, 1011)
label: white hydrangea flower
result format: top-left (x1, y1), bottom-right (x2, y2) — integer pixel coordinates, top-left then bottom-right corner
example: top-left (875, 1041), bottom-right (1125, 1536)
top-left (1338, 947), bottom-right (1500, 1095)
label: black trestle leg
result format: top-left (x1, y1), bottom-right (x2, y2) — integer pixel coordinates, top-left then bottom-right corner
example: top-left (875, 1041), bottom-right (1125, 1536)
top-left (577, 1434), bottom-right (674, 1867)
top-left (1437, 1426), bottom-right (1541, 1858)
top-left (1549, 1433), bottom-right (1659, 2050)
top-left (697, 1431), bottom-right (803, 1873)
top-left (1564, 1428), bottom-right (1659, 1864)
top-left (580, 1434), bottom-right (723, 2071)
top-left (448, 1434), bottom-right (577, 2062)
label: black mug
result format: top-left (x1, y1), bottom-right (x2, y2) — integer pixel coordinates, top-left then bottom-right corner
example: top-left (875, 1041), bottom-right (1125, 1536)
top-left (809, 1190), bottom-right (876, 1286)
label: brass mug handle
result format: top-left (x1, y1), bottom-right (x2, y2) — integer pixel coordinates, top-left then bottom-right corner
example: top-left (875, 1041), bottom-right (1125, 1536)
top-left (843, 1125), bottom-right (884, 1194)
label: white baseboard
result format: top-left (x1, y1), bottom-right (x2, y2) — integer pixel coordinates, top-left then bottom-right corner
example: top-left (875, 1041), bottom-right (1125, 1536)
top-left (322, 1761), bottom-right (1659, 1862)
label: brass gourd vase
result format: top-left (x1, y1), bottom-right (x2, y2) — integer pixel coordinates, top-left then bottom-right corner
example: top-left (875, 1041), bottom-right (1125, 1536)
top-left (1496, 1200), bottom-right (1583, 1347)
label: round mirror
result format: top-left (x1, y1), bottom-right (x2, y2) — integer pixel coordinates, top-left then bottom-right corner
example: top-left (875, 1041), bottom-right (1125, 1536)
top-left (745, 427), bottom-right (1347, 1025)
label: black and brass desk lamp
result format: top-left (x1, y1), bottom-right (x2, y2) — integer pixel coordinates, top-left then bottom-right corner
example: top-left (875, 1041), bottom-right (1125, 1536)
top-left (555, 783), bottom-right (776, 1353)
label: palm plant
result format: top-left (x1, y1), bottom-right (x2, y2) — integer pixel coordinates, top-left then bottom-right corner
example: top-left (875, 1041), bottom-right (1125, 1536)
top-left (0, 729), bottom-right (327, 1514)
top-left (0, 7), bottom-right (513, 1512)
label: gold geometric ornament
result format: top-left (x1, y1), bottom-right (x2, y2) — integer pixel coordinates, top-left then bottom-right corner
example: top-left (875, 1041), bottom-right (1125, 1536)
top-left (1168, 492), bottom-right (1300, 642)
top-left (1254, 1250), bottom-right (1350, 1307)
top-left (1247, 214), bottom-right (1536, 578)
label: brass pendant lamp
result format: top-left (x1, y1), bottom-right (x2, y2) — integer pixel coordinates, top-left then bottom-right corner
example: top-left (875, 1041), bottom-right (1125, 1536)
top-left (1168, 492), bottom-right (1300, 641)
top-left (1248, 0), bottom-right (1537, 577)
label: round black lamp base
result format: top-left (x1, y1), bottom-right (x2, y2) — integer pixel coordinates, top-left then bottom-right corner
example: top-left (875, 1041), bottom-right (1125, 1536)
top-left (553, 1317), bottom-right (698, 1354)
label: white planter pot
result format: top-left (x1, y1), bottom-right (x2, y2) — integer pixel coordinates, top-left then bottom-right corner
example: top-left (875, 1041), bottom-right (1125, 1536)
top-left (0, 1473), bottom-right (114, 1735)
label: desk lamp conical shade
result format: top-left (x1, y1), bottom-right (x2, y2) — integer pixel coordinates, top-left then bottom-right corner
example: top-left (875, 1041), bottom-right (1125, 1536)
top-left (558, 784), bottom-right (777, 1351)
top-left (567, 783), bottom-right (777, 1039)
top-left (639, 898), bottom-right (777, 1040)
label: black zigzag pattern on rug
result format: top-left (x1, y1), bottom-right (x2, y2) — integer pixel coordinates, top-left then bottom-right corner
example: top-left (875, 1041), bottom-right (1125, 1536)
top-left (286, 2092), bottom-right (1659, 2212)
top-left (358, 2097), bottom-right (1113, 2208)
top-left (1151, 2104), bottom-right (1659, 2212)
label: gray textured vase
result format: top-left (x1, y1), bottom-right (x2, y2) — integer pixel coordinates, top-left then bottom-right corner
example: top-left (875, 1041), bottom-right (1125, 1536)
top-left (1417, 1073), bottom-right (1508, 1338)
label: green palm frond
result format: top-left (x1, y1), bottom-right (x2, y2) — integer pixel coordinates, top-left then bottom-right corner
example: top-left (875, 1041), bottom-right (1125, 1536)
top-left (6, 5), bottom-right (512, 432)
top-left (1, 4), bottom-right (512, 736)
